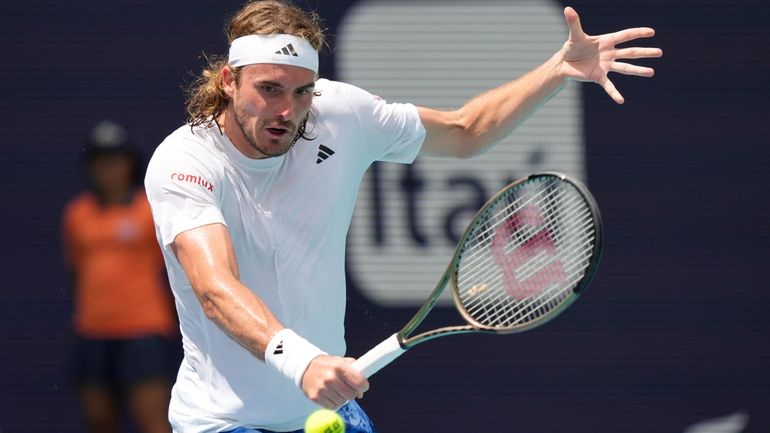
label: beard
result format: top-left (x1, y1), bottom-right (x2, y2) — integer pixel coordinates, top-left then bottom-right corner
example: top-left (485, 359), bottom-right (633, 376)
top-left (232, 108), bottom-right (305, 158)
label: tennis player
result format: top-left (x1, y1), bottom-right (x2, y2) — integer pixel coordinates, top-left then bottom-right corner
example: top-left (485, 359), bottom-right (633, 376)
top-left (144, 1), bottom-right (661, 432)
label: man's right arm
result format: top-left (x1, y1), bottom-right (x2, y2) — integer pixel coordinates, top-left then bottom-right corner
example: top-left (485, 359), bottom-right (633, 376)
top-left (172, 222), bottom-right (368, 408)
top-left (172, 222), bottom-right (282, 359)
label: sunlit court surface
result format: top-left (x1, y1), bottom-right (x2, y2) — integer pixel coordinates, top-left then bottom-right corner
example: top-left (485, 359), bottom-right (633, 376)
top-left (1, 0), bottom-right (769, 432)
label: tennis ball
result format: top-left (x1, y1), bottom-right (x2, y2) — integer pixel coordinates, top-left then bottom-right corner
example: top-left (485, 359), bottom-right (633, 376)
top-left (304, 409), bottom-right (345, 433)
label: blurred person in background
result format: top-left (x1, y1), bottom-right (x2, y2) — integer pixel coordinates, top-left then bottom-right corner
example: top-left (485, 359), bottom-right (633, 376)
top-left (61, 120), bottom-right (178, 433)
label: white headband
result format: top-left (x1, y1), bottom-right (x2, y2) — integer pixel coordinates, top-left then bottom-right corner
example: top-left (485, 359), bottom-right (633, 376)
top-left (228, 34), bottom-right (319, 73)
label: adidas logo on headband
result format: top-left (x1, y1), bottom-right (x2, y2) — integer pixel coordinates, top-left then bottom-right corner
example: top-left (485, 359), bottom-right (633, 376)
top-left (228, 34), bottom-right (319, 73)
top-left (275, 43), bottom-right (299, 57)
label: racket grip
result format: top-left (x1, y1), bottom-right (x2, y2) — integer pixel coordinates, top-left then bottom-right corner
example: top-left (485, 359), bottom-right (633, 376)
top-left (352, 333), bottom-right (406, 378)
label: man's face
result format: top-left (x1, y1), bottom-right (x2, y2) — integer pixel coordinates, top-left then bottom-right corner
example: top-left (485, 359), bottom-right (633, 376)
top-left (222, 63), bottom-right (316, 159)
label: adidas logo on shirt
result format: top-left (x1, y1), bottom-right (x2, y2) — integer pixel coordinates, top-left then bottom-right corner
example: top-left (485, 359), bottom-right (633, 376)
top-left (316, 145), bottom-right (335, 164)
top-left (275, 43), bottom-right (299, 57)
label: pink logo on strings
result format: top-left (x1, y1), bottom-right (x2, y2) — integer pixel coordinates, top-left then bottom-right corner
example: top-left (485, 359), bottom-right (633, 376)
top-left (490, 205), bottom-right (566, 300)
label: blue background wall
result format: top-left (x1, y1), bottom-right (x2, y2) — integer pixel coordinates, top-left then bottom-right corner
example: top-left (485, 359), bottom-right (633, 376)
top-left (1, 0), bottom-right (769, 432)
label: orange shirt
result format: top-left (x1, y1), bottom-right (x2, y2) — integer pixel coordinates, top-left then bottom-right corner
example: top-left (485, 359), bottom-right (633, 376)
top-left (62, 189), bottom-right (177, 338)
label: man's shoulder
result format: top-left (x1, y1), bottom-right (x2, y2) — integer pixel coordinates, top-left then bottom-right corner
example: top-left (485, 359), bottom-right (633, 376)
top-left (151, 124), bottom-right (224, 165)
top-left (312, 79), bottom-right (382, 124)
top-left (146, 124), bottom-right (226, 187)
top-left (315, 78), bottom-right (371, 102)
top-left (156, 124), bottom-right (217, 152)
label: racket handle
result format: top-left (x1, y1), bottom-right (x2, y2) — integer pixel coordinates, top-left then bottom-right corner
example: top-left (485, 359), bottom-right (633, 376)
top-left (352, 333), bottom-right (406, 378)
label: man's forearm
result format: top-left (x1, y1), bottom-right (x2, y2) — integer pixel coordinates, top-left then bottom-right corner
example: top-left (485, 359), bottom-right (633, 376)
top-left (459, 52), bottom-right (567, 150)
top-left (196, 275), bottom-right (285, 360)
top-left (419, 51), bottom-right (568, 158)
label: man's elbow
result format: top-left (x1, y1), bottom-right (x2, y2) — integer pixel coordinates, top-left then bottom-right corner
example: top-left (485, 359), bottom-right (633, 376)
top-left (453, 141), bottom-right (488, 159)
top-left (426, 136), bottom-right (488, 159)
top-left (450, 113), bottom-right (495, 159)
top-left (193, 281), bottom-right (227, 323)
top-left (433, 124), bottom-right (489, 159)
top-left (199, 294), bottom-right (222, 322)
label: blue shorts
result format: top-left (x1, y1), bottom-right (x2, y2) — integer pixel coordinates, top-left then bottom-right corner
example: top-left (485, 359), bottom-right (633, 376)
top-left (222, 400), bottom-right (377, 433)
top-left (73, 334), bottom-right (178, 389)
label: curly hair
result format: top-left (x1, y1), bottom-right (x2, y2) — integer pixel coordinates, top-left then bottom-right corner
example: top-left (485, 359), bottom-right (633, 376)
top-left (185, 0), bottom-right (326, 129)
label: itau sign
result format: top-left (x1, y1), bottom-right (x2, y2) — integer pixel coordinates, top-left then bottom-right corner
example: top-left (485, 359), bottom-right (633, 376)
top-left (338, 0), bottom-right (586, 306)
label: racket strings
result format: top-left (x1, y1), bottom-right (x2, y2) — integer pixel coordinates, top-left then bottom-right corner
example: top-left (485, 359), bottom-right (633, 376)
top-left (508, 207), bottom-right (593, 282)
top-left (462, 179), bottom-right (565, 251)
top-left (462, 226), bottom-right (590, 327)
top-left (463, 196), bottom-right (593, 326)
top-left (459, 181), bottom-right (578, 269)
top-left (458, 204), bottom-right (590, 301)
top-left (462, 191), bottom-right (592, 317)
top-left (459, 181), bottom-right (584, 285)
top-left (455, 178), bottom-right (597, 329)
top-left (464, 224), bottom-right (593, 327)
top-left (465, 217), bottom-right (593, 316)
top-left (470, 246), bottom-right (592, 328)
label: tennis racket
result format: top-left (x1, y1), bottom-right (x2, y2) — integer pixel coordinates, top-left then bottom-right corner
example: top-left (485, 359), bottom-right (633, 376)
top-left (352, 172), bottom-right (603, 378)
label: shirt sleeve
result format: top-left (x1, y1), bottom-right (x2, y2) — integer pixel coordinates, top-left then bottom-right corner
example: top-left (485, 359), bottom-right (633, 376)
top-left (144, 138), bottom-right (226, 247)
top-left (335, 81), bottom-right (427, 164)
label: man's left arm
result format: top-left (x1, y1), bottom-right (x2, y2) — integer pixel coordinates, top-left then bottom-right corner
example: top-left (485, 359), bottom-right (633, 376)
top-left (419, 6), bottom-right (663, 158)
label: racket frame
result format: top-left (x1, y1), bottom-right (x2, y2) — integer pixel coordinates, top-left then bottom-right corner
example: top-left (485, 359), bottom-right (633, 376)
top-left (451, 172), bottom-right (603, 335)
top-left (397, 172), bottom-right (602, 348)
top-left (353, 172), bottom-right (603, 377)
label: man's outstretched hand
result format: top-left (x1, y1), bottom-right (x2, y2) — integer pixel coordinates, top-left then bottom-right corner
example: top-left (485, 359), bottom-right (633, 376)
top-left (558, 6), bottom-right (663, 104)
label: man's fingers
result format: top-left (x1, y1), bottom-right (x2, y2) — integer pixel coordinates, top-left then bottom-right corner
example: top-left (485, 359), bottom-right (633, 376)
top-left (328, 367), bottom-right (365, 401)
top-left (611, 61), bottom-right (655, 77)
top-left (327, 381), bottom-right (357, 405)
top-left (615, 47), bottom-right (663, 60)
top-left (340, 370), bottom-right (368, 400)
top-left (600, 77), bottom-right (624, 104)
top-left (563, 6), bottom-right (585, 41)
top-left (341, 358), bottom-right (370, 392)
top-left (311, 378), bottom-right (350, 409)
top-left (608, 27), bottom-right (656, 45)
top-left (302, 356), bottom-right (370, 411)
top-left (308, 387), bottom-right (346, 410)
top-left (317, 395), bottom-right (340, 410)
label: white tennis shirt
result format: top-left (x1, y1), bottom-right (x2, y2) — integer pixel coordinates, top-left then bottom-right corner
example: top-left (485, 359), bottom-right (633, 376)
top-left (145, 79), bottom-right (426, 433)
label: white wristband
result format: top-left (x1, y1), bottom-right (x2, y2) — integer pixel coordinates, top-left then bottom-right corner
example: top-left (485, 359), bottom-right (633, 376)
top-left (265, 329), bottom-right (326, 388)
